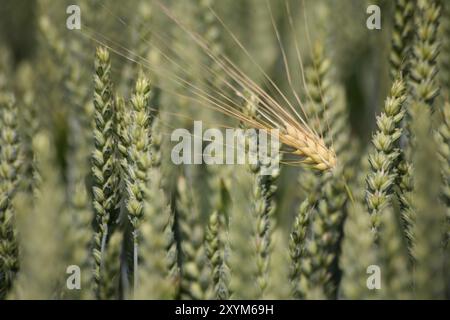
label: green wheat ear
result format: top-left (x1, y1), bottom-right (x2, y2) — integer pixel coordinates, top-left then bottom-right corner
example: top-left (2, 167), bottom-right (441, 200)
top-left (241, 91), bottom-right (280, 299)
top-left (135, 109), bottom-right (179, 299)
top-left (205, 206), bottom-right (230, 300)
top-left (251, 167), bottom-right (279, 299)
top-left (0, 94), bottom-right (22, 299)
top-left (177, 176), bottom-right (210, 300)
top-left (390, 0), bottom-right (416, 78)
top-left (124, 74), bottom-right (152, 294)
top-left (399, 0), bottom-right (442, 255)
top-left (409, 0), bottom-right (441, 111)
top-left (91, 47), bottom-right (118, 297)
top-left (289, 199), bottom-right (312, 299)
top-left (294, 41), bottom-right (352, 299)
top-left (366, 79), bottom-right (407, 234)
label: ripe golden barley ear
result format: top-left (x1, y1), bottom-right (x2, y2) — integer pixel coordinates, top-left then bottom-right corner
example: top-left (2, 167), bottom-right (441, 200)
top-left (282, 124), bottom-right (337, 171)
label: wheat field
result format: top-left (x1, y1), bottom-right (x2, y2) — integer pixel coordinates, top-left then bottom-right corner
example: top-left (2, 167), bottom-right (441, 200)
top-left (0, 0), bottom-right (449, 300)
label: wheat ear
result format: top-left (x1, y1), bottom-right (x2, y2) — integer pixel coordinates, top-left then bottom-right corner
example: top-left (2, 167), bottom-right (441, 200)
top-left (125, 74), bottom-right (152, 294)
top-left (366, 79), bottom-right (407, 233)
top-left (205, 206), bottom-right (230, 300)
top-left (91, 47), bottom-right (117, 297)
top-left (378, 205), bottom-right (412, 299)
top-left (399, 0), bottom-right (442, 254)
top-left (390, 0), bottom-right (416, 78)
top-left (282, 124), bottom-right (336, 171)
top-left (301, 42), bottom-right (352, 299)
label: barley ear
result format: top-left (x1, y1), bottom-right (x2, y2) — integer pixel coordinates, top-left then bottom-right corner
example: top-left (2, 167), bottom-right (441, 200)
top-left (251, 167), bottom-right (279, 299)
